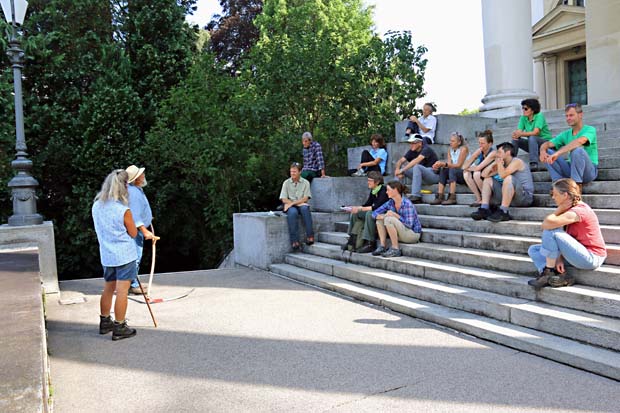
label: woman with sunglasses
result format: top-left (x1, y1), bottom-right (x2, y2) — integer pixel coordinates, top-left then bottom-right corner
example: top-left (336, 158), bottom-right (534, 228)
top-left (430, 132), bottom-right (469, 205)
top-left (511, 98), bottom-right (551, 172)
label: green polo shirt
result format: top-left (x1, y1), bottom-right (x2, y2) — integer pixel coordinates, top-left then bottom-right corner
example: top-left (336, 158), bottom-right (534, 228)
top-left (279, 177), bottom-right (312, 201)
top-left (551, 125), bottom-right (598, 165)
top-left (517, 112), bottom-right (551, 140)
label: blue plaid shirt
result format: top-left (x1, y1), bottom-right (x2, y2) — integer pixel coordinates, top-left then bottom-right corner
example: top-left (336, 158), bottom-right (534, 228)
top-left (372, 197), bottom-right (422, 232)
top-left (302, 140), bottom-right (325, 172)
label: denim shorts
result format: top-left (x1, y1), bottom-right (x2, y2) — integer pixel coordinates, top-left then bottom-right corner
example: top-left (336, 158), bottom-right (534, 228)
top-left (103, 261), bottom-right (137, 282)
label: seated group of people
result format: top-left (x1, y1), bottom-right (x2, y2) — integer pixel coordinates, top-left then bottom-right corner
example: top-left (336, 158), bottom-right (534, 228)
top-left (279, 101), bottom-right (607, 289)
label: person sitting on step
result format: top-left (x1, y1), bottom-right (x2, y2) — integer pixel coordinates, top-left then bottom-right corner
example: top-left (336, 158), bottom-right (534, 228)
top-left (279, 162), bottom-right (314, 251)
top-left (301, 131), bottom-right (326, 182)
top-left (342, 171), bottom-right (389, 253)
top-left (511, 98), bottom-right (551, 172)
top-left (463, 130), bottom-right (496, 208)
top-left (430, 132), bottom-right (470, 206)
top-left (371, 181), bottom-right (422, 258)
top-left (527, 178), bottom-right (606, 289)
top-left (406, 102), bottom-right (437, 144)
top-left (393, 136), bottom-right (439, 204)
top-left (352, 134), bottom-right (389, 177)
top-left (471, 142), bottom-right (534, 222)
top-left (539, 103), bottom-right (598, 192)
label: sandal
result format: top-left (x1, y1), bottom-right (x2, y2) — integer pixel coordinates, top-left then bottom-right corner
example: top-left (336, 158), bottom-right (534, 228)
top-left (306, 236), bottom-right (315, 245)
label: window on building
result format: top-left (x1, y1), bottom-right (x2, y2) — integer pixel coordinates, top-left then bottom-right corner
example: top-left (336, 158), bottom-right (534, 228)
top-left (567, 58), bottom-right (587, 105)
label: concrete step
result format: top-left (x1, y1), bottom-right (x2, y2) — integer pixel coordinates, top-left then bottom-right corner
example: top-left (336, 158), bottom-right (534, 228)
top-left (417, 215), bottom-right (620, 244)
top-left (304, 242), bottom-right (620, 319)
top-left (533, 181), bottom-right (620, 194)
top-left (280, 253), bottom-right (620, 352)
top-left (532, 168), bottom-right (620, 182)
top-left (269, 262), bottom-right (620, 381)
top-left (413, 192), bottom-right (620, 209)
top-left (320, 231), bottom-right (620, 289)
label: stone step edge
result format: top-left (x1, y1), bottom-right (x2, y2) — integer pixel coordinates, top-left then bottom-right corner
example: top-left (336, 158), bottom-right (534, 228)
top-left (305, 242), bottom-right (620, 319)
top-left (269, 263), bottom-right (620, 381)
top-left (283, 253), bottom-right (620, 351)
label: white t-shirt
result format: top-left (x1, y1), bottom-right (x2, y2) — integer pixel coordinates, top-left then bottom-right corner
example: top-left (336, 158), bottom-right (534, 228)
top-left (419, 114), bottom-right (437, 143)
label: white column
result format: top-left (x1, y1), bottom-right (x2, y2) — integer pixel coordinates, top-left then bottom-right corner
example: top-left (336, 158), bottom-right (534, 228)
top-left (533, 55), bottom-right (546, 109)
top-left (586, 1), bottom-right (620, 105)
top-left (479, 0), bottom-right (538, 117)
top-left (543, 54), bottom-right (558, 109)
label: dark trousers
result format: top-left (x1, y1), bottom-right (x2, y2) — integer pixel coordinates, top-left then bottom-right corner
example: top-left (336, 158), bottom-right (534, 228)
top-left (512, 136), bottom-right (548, 164)
top-left (286, 205), bottom-right (314, 243)
top-left (301, 170), bottom-right (318, 182)
top-left (361, 150), bottom-right (382, 173)
top-left (439, 168), bottom-right (465, 185)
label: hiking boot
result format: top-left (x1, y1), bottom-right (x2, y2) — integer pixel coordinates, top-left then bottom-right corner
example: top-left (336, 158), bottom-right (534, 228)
top-left (529, 162), bottom-right (539, 172)
top-left (381, 247), bottom-right (402, 258)
top-left (429, 193), bottom-right (444, 205)
top-left (528, 267), bottom-right (555, 290)
top-left (356, 241), bottom-right (376, 254)
top-left (442, 193), bottom-right (457, 205)
top-left (99, 315), bottom-right (114, 335)
top-left (486, 209), bottom-right (512, 223)
top-left (129, 286), bottom-right (142, 295)
top-left (471, 207), bottom-right (491, 221)
top-left (410, 196), bottom-right (423, 204)
top-left (341, 234), bottom-right (357, 251)
top-left (548, 272), bottom-right (576, 288)
top-left (112, 320), bottom-right (137, 341)
top-left (371, 245), bottom-right (386, 256)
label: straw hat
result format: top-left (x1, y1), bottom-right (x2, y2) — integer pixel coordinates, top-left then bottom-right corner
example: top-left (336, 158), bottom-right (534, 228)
top-left (126, 165), bottom-right (145, 184)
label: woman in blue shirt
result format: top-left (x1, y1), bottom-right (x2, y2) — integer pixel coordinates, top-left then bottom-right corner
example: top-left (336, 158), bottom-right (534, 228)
top-left (352, 134), bottom-right (388, 176)
top-left (92, 170), bottom-right (139, 341)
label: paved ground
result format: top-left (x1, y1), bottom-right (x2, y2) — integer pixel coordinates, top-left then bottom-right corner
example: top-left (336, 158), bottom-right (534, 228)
top-left (47, 268), bottom-right (620, 412)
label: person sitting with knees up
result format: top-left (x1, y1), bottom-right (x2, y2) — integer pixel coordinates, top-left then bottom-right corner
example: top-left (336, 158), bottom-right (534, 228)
top-left (92, 169), bottom-right (138, 341)
top-left (371, 181), bottom-right (422, 258)
top-left (301, 131), bottom-right (326, 182)
top-left (342, 171), bottom-right (389, 253)
top-left (471, 142), bottom-right (534, 223)
top-left (430, 132), bottom-right (469, 205)
top-left (280, 162), bottom-right (314, 251)
top-left (352, 134), bottom-right (388, 177)
top-left (406, 102), bottom-right (437, 144)
top-left (393, 136), bottom-right (439, 204)
top-left (463, 130), bottom-right (496, 208)
top-left (527, 178), bottom-right (606, 289)
top-left (511, 98), bottom-right (551, 172)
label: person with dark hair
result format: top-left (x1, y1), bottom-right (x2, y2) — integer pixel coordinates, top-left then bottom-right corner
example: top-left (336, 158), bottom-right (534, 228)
top-left (371, 181), bottom-right (422, 258)
top-left (394, 136), bottom-right (439, 203)
top-left (430, 132), bottom-right (469, 205)
top-left (539, 103), bottom-right (598, 190)
top-left (471, 142), bottom-right (534, 222)
top-left (280, 162), bottom-right (314, 251)
top-left (406, 103), bottom-right (437, 144)
top-left (352, 134), bottom-right (389, 177)
top-left (92, 170), bottom-right (139, 341)
top-left (301, 131), bottom-right (326, 182)
top-left (511, 98), bottom-right (551, 171)
top-left (463, 130), bottom-right (496, 207)
top-left (341, 171), bottom-right (389, 253)
top-left (528, 178), bottom-right (606, 289)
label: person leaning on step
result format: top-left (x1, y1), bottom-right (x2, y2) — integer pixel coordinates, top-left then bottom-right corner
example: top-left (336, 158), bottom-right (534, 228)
top-left (406, 102), bottom-right (437, 145)
top-left (527, 178), bottom-right (607, 290)
top-left (463, 130), bottom-right (496, 208)
top-left (393, 135), bottom-right (439, 204)
top-left (351, 134), bottom-right (388, 177)
top-left (471, 142), bottom-right (534, 223)
top-left (539, 103), bottom-right (598, 192)
top-left (371, 181), bottom-right (422, 258)
top-left (429, 132), bottom-right (469, 206)
top-left (280, 162), bottom-right (314, 251)
top-left (342, 171), bottom-right (389, 253)
top-left (92, 170), bottom-right (139, 341)
top-left (511, 98), bottom-right (551, 172)
top-left (125, 165), bottom-right (155, 295)
top-left (301, 131), bottom-right (326, 182)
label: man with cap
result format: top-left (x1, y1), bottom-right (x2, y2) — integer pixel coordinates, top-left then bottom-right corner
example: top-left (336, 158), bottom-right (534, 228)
top-left (126, 165), bottom-right (154, 294)
top-left (394, 136), bottom-right (439, 203)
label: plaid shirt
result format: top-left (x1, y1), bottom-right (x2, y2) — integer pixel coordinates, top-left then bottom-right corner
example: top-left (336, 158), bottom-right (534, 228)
top-left (372, 197), bottom-right (422, 232)
top-left (302, 140), bottom-right (325, 172)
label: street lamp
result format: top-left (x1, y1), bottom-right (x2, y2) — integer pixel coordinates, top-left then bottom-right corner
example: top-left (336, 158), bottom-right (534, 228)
top-left (1, 0), bottom-right (43, 226)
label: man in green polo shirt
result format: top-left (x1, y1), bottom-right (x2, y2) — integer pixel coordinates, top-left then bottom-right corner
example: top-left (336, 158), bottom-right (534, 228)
top-left (511, 98), bottom-right (551, 171)
top-left (539, 103), bottom-right (598, 188)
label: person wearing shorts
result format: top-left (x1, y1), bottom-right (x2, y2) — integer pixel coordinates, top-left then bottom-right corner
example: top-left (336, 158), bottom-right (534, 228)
top-left (92, 169), bottom-right (139, 341)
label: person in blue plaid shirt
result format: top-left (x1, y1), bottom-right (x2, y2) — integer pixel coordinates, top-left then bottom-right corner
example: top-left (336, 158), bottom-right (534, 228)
top-left (370, 181), bottom-right (422, 257)
top-left (301, 132), bottom-right (326, 182)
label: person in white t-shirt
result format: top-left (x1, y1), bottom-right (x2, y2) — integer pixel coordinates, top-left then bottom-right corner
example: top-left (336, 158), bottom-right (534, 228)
top-left (407, 102), bottom-right (437, 144)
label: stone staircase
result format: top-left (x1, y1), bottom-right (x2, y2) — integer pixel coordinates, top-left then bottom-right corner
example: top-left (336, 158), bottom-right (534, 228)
top-left (267, 101), bottom-right (620, 381)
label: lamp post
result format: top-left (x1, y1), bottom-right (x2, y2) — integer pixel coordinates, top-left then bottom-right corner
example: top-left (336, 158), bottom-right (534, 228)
top-left (1, 0), bottom-right (42, 225)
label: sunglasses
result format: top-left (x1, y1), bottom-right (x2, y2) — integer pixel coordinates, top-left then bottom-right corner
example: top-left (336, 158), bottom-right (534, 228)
top-left (522, 106), bottom-right (530, 111)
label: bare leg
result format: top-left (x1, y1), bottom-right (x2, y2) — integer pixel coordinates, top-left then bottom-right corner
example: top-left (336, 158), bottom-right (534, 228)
top-left (386, 225), bottom-right (399, 249)
top-left (114, 280), bottom-right (131, 322)
top-left (481, 177), bottom-right (493, 204)
top-left (449, 181), bottom-right (456, 195)
top-left (100, 281), bottom-right (116, 316)
top-left (376, 219), bottom-right (387, 247)
top-left (501, 175), bottom-right (515, 208)
top-left (465, 171), bottom-right (482, 202)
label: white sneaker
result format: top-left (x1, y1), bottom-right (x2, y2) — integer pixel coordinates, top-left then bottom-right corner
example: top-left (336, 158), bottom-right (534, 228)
top-left (352, 169), bottom-right (366, 177)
